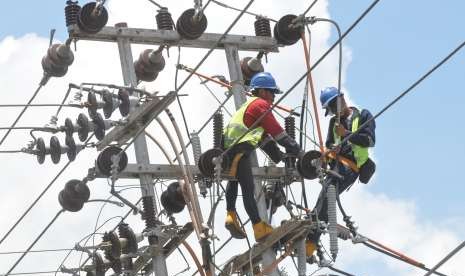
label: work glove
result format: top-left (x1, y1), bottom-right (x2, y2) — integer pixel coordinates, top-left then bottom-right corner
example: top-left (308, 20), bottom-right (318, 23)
top-left (260, 140), bottom-right (284, 163)
top-left (276, 133), bottom-right (301, 156)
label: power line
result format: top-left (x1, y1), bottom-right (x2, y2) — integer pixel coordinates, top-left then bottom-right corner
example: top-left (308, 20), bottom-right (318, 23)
top-left (4, 209), bottom-right (65, 276)
top-left (0, 134), bottom-right (94, 246)
top-left (0, 248), bottom-right (73, 255)
top-left (210, 0), bottom-right (277, 22)
top-left (0, 84), bottom-right (44, 147)
top-left (340, 40), bottom-right (465, 146)
top-left (423, 241), bottom-right (465, 276)
top-left (0, 271), bottom-right (59, 276)
top-left (303, 0), bottom-right (319, 16)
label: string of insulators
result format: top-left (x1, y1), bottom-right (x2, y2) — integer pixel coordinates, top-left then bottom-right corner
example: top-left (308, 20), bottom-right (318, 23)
top-left (284, 116), bottom-right (296, 139)
top-left (35, 135), bottom-right (80, 165)
top-left (254, 17), bottom-right (272, 37)
top-left (58, 179), bottom-right (90, 212)
top-left (65, 0), bottom-right (81, 27)
top-left (327, 183), bottom-right (338, 260)
top-left (102, 231), bottom-right (122, 275)
top-left (134, 49), bottom-right (165, 82)
top-left (191, 132), bottom-right (209, 197)
top-left (141, 196), bottom-right (158, 244)
top-left (156, 7), bottom-right (174, 30)
top-left (213, 112), bottom-right (223, 149)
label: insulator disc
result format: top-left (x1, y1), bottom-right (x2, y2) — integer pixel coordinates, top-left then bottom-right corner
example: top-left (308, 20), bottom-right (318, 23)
top-left (64, 118), bottom-right (75, 137)
top-left (48, 44), bottom-right (74, 67)
top-left (77, 113), bottom-right (90, 142)
top-left (36, 137), bottom-right (46, 164)
top-left (41, 56), bottom-right (68, 77)
top-left (274, 14), bottom-right (302, 46)
top-left (92, 113), bottom-right (106, 141)
top-left (198, 148), bottom-right (229, 177)
top-left (118, 89), bottom-right (130, 117)
top-left (102, 91), bottom-right (117, 119)
top-left (296, 150), bottom-right (322, 180)
top-left (176, 8), bottom-right (208, 40)
top-left (160, 182), bottom-right (186, 214)
top-left (59, 190), bottom-right (84, 212)
top-left (50, 136), bottom-right (62, 164)
top-left (65, 135), bottom-right (77, 161)
top-left (77, 2), bottom-right (108, 34)
top-left (96, 146), bottom-right (128, 177)
top-left (64, 179), bottom-right (90, 202)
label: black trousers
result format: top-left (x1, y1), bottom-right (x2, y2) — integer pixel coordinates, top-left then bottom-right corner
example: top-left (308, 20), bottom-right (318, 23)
top-left (225, 145), bottom-right (261, 224)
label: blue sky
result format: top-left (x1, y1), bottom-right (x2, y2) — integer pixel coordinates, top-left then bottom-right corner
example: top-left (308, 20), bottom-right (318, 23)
top-left (327, 0), bottom-right (465, 219)
top-left (0, 1), bottom-right (463, 275)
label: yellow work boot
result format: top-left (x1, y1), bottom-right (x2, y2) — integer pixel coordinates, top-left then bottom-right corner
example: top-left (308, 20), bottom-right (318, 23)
top-left (253, 221), bottom-right (273, 242)
top-left (306, 240), bottom-right (317, 256)
top-left (225, 211), bottom-right (246, 239)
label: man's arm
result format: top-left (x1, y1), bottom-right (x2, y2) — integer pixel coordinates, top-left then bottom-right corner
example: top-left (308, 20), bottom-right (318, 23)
top-left (346, 109), bottom-right (376, 147)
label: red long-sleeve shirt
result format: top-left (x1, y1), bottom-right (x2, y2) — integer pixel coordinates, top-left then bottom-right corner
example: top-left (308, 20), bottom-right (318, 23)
top-left (243, 98), bottom-right (283, 138)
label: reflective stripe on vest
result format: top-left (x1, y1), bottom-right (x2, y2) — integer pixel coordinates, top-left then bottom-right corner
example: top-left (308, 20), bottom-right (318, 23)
top-left (333, 109), bottom-right (369, 168)
top-left (223, 97), bottom-right (265, 149)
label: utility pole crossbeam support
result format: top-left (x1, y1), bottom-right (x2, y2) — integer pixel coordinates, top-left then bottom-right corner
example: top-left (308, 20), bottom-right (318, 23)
top-left (69, 26), bottom-right (279, 52)
top-left (296, 238), bottom-right (307, 276)
top-left (115, 23), bottom-right (168, 276)
top-left (96, 91), bottom-right (176, 150)
top-left (95, 163), bottom-right (300, 180)
top-left (224, 44), bottom-right (279, 275)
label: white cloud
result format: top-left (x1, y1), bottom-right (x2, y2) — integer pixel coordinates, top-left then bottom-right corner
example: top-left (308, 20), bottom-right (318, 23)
top-left (0, 1), bottom-right (463, 276)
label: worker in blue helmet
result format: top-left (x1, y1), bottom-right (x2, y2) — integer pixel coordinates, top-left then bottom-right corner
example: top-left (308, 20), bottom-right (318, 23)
top-left (223, 72), bottom-right (301, 242)
top-left (305, 87), bottom-right (377, 258)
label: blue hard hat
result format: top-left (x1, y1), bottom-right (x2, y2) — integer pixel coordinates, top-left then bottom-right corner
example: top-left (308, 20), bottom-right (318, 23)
top-left (320, 87), bottom-right (341, 108)
top-left (250, 72), bottom-right (282, 94)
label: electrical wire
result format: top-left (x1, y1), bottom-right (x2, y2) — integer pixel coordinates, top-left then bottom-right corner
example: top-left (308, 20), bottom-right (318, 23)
top-left (339, 40), bottom-right (465, 146)
top-left (0, 271), bottom-right (60, 276)
top-left (175, 46), bottom-right (193, 141)
top-left (0, 134), bottom-right (94, 246)
top-left (209, 0), bottom-right (277, 22)
top-left (327, 266), bottom-right (355, 276)
top-left (0, 84), bottom-right (44, 147)
top-left (146, 0), bottom-right (163, 9)
top-left (4, 209), bottom-right (65, 276)
top-left (423, 241), bottom-right (465, 276)
top-left (303, 0), bottom-right (319, 16)
top-left (220, 0), bottom-right (382, 157)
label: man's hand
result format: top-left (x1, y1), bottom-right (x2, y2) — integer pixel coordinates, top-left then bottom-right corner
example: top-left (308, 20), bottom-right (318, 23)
top-left (335, 123), bottom-right (348, 137)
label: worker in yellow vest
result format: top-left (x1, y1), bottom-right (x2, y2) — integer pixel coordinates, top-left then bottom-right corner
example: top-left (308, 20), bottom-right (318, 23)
top-left (306, 87), bottom-right (376, 257)
top-left (223, 72), bottom-right (301, 241)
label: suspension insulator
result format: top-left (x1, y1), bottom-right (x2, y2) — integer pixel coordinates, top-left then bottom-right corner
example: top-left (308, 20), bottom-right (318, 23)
top-left (118, 223), bottom-right (138, 254)
top-left (274, 14), bottom-right (302, 46)
top-left (160, 182), bottom-right (186, 214)
top-left (96, 146), bottom-right (128, 177)
top-left (176, 8), bottom-right (208, 40)
top-left (141, 196), bottom-right (158, 229)
top-left (134, 49), bottom-right (165, 82)
top-left (65, 1), bottom-right (81, 27)
top-left (77, 1), bottom-right (108, 34)
top-left (156, 7), bottom-right (174, 30)
top-left (102, 231), bottom-right (122, 274)
top-left (58, 179), bottom-right (90, 212)
top-left (212, 112), bottom-right (223, 149)
top-left (327, 183), bottom-right (338, 260)
top-left (240, 56), bottom-right (264, 85)
top-left (284, 116), bottom-right (296, 139)
top-left (296, 150), bottom-right (322, 180)
top-left (254, 17), bottom-right (271, 37)
top-left (117, 89), bottom-right (136, 117)
top-left (42, 44), bottom-right (74, 78)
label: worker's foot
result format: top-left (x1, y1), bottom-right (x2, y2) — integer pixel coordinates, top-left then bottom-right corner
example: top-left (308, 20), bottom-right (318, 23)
top-left (306, 240), bottom-right (317, 256)
top-left (225, 211), bottom-right (246, 239)
top-left (253, 221), bottom-right (273, 242)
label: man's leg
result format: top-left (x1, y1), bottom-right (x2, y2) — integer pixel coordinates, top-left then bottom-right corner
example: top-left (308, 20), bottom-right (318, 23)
top-left (235, 154), bottom-right (260, 224)
top-left (225, 180), bottom-right (238, 212)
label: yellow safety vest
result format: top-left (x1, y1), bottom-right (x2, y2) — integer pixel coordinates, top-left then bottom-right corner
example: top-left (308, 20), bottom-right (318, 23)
top-left (333, 109), bottom-right (369, 168)
top-left (223, 97), bottom-right (265, 149)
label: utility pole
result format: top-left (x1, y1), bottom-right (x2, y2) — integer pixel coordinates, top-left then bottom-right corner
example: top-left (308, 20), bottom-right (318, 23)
top-left (115, 22), bottom-right (168, 276)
